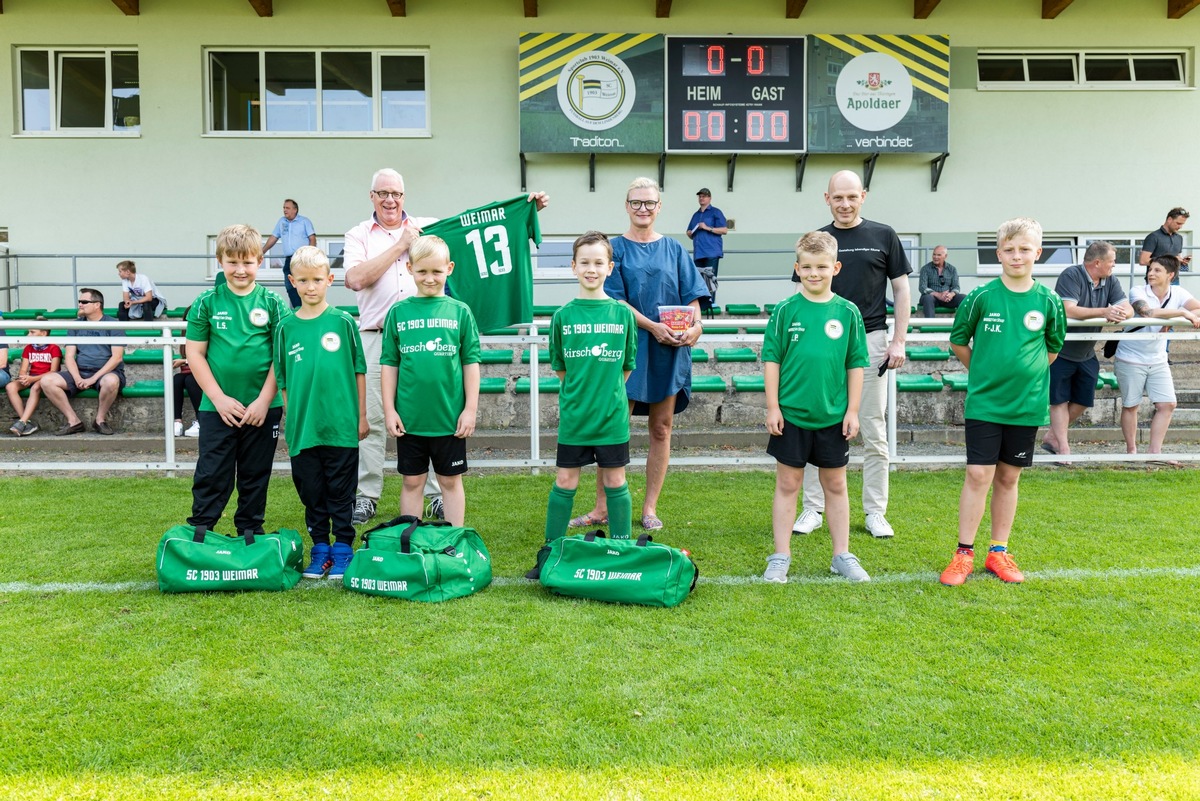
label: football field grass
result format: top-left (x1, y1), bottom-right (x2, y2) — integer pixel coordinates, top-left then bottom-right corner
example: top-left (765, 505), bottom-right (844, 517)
top-left (1, 469), bottom-right (1197, 800)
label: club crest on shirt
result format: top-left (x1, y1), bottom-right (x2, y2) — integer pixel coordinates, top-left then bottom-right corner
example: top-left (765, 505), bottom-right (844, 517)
top-left (1023, 310), bottom-right (1045, 331)
top-left (825, 320), bottom-right (845, 340)
top-left (321, 332), bottom-right (341, 352)
top-left (249, 308), bottom-right (270, 327)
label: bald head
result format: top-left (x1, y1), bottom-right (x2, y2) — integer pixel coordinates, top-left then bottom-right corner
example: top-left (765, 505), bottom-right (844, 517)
top-left (825, 170), bottom-right (866, 229)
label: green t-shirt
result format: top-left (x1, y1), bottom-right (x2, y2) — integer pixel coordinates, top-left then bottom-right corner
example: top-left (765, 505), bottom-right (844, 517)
top-left (429, 195), bottom-right (541, 334)
top-left (549, 298), bottom-right (638, 446)
top-left (762, 292), bottom-right (869, 430)
top-left (273, 307), bottom-right (366, 453)
top-left (186, 283), bottom-right (291, 411)
top-left (380, 295), bottom-right (482, 437)
top-left (950, 279), bottom-right (1066, 427)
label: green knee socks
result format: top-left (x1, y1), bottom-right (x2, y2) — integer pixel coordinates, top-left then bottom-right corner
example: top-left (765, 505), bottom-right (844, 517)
top-left (544, 484), bottom-right (577, 543)
top-left (604, 483), bottom-right (632, 540)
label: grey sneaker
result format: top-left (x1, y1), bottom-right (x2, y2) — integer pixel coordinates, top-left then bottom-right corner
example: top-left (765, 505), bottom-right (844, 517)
top-left (19, 420), bottom-right (38, 436)
top-left (865, 512), bottom-right (894, 539)
top-left (831, 552), bottom-right (871, 582)
top-left (351, 496), bottom-right (377, 526)
top-left (763, 553), bottom-right (791, 584)
top-left (425, 496), bottom-right (445, 520)
top-left (792, 509), bottom-right (822, 535)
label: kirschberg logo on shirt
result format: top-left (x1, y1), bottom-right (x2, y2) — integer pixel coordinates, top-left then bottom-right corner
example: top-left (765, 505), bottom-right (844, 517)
top-left (824, 320), bottom-right (845, 340)
top-left (1023, 311), bottom-right (1046, 331)
top-left (397, 337), bottom-right (458, 356)
top-left (321, 332), bottom-right (341, 352)
top-left (561, 342), bottom-right (624, 363)
top-left (249, 308), bottom-right (270, 327)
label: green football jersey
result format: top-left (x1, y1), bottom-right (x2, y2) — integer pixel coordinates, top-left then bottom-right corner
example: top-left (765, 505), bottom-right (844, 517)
top-left (273, 307), bottom-right (366, 453)
top-left (428, 195), bottom-right (541, 334)
top-left (762, 292), bottom-right (869, 430)
top-left (550, 298), bottom-right (638, 446)
top-left (950, 279), bottom-right (1066, 427)
top-left (380, 295), bottom-right (482, 437)
top-left (186, 283), bottom-right (291, 411)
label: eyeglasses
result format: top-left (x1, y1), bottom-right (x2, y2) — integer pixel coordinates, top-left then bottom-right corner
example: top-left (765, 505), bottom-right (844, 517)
top-left (627, 199), bottom-right (660, 211)
top-left (372, 190), bottom-right (404, 201)
top-left (77, 299), bottom-right (98, 305)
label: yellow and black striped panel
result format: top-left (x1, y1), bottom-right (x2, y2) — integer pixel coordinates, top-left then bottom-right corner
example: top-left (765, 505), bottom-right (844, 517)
top-left (813, 34), bottom-right (949, 103)
top-left (519, 32), bottom-right (659, 103)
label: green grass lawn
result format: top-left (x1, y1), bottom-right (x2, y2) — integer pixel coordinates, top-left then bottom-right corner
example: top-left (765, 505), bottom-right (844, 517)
top-left (2, 470), bottom-right (1198, 800)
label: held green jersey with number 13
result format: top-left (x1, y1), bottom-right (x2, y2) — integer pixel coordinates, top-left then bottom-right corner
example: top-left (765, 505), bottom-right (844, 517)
top-left (426, 195), bottom-right (541, 334)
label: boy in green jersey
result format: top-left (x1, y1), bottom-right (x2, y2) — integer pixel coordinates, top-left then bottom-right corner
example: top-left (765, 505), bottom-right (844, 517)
top-left (187, 225), bottom-right (291, 535)
top-left (941, 218), bottom-right (1066, 587)
top-left (763, 232), bottom-right (870, 584)
top-left (274, 247), bottom-right (368, 580)
top-left (526, 232), bottom-right (638, 579)
top-left (381, 235), bottom-right (481, 527)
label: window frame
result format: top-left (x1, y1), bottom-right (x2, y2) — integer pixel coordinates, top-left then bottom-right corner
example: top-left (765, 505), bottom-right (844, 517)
top-left (203, 47), bottom-right (431, 137)
top-left (976, 234), bottom-right (1157, 278)
top-left (977, 49), bottom-right (1188, 90)
top-left (14, 46), bottom-right (140, 136)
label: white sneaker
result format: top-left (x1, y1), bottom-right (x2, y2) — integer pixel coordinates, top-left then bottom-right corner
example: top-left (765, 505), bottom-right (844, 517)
top-left (763, 553), bottom-right (791, 584)
top-left (184, 421), bottom-right (200, 437)
top-left (173, 421), bottom-right (183, 437)
top-left (792, 509), bottom-right (823, 535)
top-left (865, 512), bottom-right (894, 539)
top-left (831, 552), bottom-right (871, 582)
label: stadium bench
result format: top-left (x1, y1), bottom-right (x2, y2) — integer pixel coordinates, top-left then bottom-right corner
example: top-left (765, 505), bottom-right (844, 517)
top-left (1098, 371), bottom-right (1119, 389)
top-left (896, 375), bottom-right (943, 392)
top-left (123, 380), bottom-right (166, 398)
top-left (691, 375), bottom-right (727, 392)
top-left (531, 305), bottom-right (560, 317)
top-left (515, 376), bottom-right (561, 394)
top-left (906, 346), bottom-right (951, 361)
top-left (42, 309), bottom-right (82, 320)
top-left (914, 323), bottom-right (954, 333)
top-left (691, 348), bottom-right (710, 363)
top-left (479, 377), bottom-right (507, 394)
top-left (2, 309), bottom-right (45, 320)
top-left (124, 348), bottom-right (178, 364)
top-left (732, 375), bottom-right (765, 392)
top-left (336, 305), bottom-right (359, 316)
top-left (479, 349), bottom-right (515, 364)
top-left (941, 372), bottom-right (969, 391)
top-left (702, 326), bottom-right (740, 334)
top-left (724, 304), bottom-right (762, 316)
top-left (744, 324), bottom-right (767, 335)
top-left (714, 347), bottom-right (757, 363)
top-left (484, 327), bottom-right (523, 336)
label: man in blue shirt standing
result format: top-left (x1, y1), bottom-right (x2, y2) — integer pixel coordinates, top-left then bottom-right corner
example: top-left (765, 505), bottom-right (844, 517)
top-left (686, 188), bottom-right (728, 308)
top-left (264, 198), bottom-right (317, 308)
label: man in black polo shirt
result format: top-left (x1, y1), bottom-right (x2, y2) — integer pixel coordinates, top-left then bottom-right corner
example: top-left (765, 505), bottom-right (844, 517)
top-left (1139, 207), bottom-right (1191, 269)
top-left (1041, 241), bottom-right (1132, 459)
top-left (791, 170), bottom-right (911, 540)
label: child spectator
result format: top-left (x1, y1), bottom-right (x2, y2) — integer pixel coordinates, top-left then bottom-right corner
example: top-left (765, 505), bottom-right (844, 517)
top-left (941, 218), bottom-right (1066, 586)
top-left (186, 224), bottom-right (291, 536)
top-left (7, 327), bottom-right (62, 436)
top-left (381, 235), bottom-right (481, 527)
top-left (526, 231), bottom-right (638, 579)
top-left (0, 312), bottom-right (10, 401)
top-left (274, 246), bottom-right (367, 580)
top-left (762, 231), bottom-right (871, 583)
top-left (116, 260), bottom-right (166, 320)
top-left (39, 288), bottom-right (126, 435)
top-left (171, 305), bottom-right (202, 437)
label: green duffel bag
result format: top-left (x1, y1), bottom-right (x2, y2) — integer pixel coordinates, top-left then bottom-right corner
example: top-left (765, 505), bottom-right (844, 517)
top-left (538, 530), bottom-right (699, 607)
top-left (156, 524), bottom-right (304, 593)
top-left (343, 515), bottom-right (492, 602)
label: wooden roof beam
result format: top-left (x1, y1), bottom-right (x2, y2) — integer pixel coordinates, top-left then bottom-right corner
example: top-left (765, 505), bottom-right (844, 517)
top-left (785, 0), bottom-right (808, 17)
top-left (1042, 0), bottom-right (1074, 18)
top-left (524, 0), bottom-right (537, 16)
top-left (111, 0), bottom-right (138, 13)
top-left (656, 0), bottom-right (671, 17)
top-left (247, 0), bottom-right (272, 16)
top-left (385, 0), bottom-right (406, 15)
top-left (1169, 0), bottom-right (1200, 18)
top-left (914, 0), bottom-right (941, 18)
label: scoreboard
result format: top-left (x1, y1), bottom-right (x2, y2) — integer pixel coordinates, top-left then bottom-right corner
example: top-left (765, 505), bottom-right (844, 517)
top-left (665, 36), bottom-right (807, 154)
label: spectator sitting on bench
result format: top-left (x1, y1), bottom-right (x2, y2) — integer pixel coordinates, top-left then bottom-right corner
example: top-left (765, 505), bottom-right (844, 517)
top-left (172, 305), bottom-right (202, 437)
top-left (7, 327), bottom-right (62, 436)
top-left (918, 246), bottom-right (965, 318)
top-left (39, 288), bottom-right (126, 435)
top-left (117, 259), bottom-right (166, 320)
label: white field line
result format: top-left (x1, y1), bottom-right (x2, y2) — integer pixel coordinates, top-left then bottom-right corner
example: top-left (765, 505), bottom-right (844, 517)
top-left (3, 565), bottom-right (1200, 595)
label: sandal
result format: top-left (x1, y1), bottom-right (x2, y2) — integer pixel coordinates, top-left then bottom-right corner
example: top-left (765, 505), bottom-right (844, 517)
top-left (568, 512), bottom-right (608, 528)
top-left (641, 514), bottom-right (664, 531)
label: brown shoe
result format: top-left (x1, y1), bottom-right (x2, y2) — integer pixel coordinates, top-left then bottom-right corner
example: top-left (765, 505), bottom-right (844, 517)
top-left (94, 420), bottom-right (115, 435)
top-left (55, 421), bottom-right (86, 436)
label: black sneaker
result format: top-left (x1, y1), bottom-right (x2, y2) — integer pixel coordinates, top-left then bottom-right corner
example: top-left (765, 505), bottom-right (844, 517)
top-left (351, 497), bottom-right (376, 526)
top-left (425, 496), bottom-right (445, 520)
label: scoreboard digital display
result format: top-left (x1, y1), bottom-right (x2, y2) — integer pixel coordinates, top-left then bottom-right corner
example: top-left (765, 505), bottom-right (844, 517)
top-left (666, 36), bottom-right (807, 153)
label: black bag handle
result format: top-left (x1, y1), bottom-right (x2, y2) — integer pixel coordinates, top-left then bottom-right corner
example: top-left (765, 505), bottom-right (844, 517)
top-left (242, 529), bottom-right (256, 546)
top-left (191, 524), bottom-right (208, 543)
top-left (636, 534), bottom-right (652, 546)
top-left (689, 561), bottom-right (700, 593)
top-left (583, 529), bottom-right (607, 542)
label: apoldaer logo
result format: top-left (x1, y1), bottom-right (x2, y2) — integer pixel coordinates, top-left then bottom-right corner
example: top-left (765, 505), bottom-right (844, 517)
top-left (321, 332), bottom-right (341, 352)
top-left (835, 52), bottom-right (913, 132)
top-left (557, 50), bottom-right (636, 131)
top-left (825, 320), bottom-right (845, 340)
top-left (1023, 311), bottom-right (1046, 331)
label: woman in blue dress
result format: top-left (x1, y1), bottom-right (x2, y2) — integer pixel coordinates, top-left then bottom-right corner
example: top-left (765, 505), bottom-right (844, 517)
top-left (570, 177), bottom-right (709, 531)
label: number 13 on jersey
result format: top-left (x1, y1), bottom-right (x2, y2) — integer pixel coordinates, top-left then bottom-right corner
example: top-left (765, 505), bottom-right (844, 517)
top-left (466, 226), bottom-right (513, 278)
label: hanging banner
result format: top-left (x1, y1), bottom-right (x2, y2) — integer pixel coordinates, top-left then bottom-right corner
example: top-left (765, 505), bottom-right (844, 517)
top-left (519, 33), bottom-right (665, 154)
top-left (807, 34), bottom-right (949, 153)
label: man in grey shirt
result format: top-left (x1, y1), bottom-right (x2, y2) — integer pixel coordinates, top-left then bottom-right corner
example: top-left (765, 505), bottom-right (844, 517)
top-left (917, 245), bottom-right (964, 317)
top-left (1042, 241), bottom-right (1132, 459)
top-left (1139, 207), bottom-right (1190, 269)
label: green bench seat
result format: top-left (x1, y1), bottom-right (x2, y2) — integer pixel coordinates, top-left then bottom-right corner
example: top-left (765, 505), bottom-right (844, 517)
top-left (743, 324), bottom-right (767, 335)
top-left (124, 380), bottom-right (166, 398)
top-left (702, 326), bottom-right (740, 334)
top-left (520, 349), bottom-right (555, 364)
top-left (479, 349), bottom-right (515, 365)
top-left (714, 347), bottom-right (757, 363)
top-left (732, 375), bottom-right (765, 392)
top-left (479, 377), bottom-right (507, 394)
top-left (165, 307), bottom-right (189, 318)
top-left (906, 346), bottom-right (951, 361)
top-left (691, 375), bottom-right (727, 392)
top-left (124, 348), bottom-right (178, 364)
top-left (484, 327), bottom-right (523, 336)
top-left (2, 309), bottom-right (46, 320)
top-left (336, 305), bottom-right (360, 316)
top-left (691, 348), bottom-right (709, 363)
top-left (1098, 371), bottom-right (1119, 390)
top-left (764, 303), bottom-right (776, 314)
top-left (896, 374), bottom-right (943, 392)
top-left (531, 305), bottom-right (560, 317)
top-left (515, 376), bottom-right (561, 394)
top-left (941, 372), bottom-right (969, 391)
top-left (724, 304), bottom-right (762, 316)
top-left (914, 323), bottom-right (954, 333)
top-left (42, 309), bottom-right (82, 320)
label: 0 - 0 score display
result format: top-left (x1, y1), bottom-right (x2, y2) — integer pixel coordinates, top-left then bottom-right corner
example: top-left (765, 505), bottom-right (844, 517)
top-left (666, 36), bottom-right (806, 153)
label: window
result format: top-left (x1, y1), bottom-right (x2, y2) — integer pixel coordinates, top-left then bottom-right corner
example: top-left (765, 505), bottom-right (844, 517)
top-left (206, 49), bottom-right (429, 135)
top-left (976, 235), bottom-right (1153, 278)
top-left (17, 48), bottom-right (139, 133)
top-left (207, 235), bottom-right (347, 281)
top-left (977, 50), bottom-right (1185, 89)
top-left (531, 238), bottom-right (571, 279)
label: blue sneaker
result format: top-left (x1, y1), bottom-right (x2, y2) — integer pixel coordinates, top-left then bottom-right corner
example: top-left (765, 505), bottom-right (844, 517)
top-left (328, 542), bottom-right (355, 580)
top-left (303, 542), bottom-right (332, 579)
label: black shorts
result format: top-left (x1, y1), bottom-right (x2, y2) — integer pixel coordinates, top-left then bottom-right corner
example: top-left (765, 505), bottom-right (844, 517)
top-left (965, 419), bottom-right (1037, 467)
top-left (1049, 355), bottom-right (1098, 407)
top-left (59, 368), bottom-right (127, 397)
top-left (556, 441), bottom-right (630, 469)
top-left (767, 420), bottom-right (849, 469)
top-left (396, 433), bottom-right (467, 477)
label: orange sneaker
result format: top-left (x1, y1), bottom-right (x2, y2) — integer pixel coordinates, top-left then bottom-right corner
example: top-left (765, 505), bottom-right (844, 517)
top-left (939, 550), bottom-right (975, 586)
top-left (984, 550), bottom-right (1024, 583)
